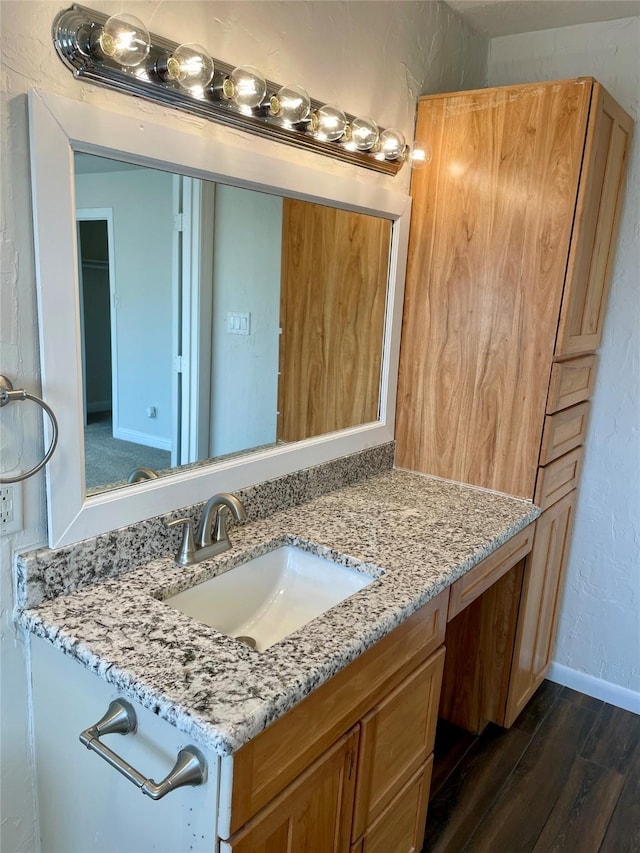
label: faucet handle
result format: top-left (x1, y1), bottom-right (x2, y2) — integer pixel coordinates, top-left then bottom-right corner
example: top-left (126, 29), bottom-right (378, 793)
top-left (165, 517), bottom-right (196, 566)
top-left (213, 506), bottom-right (231, 544)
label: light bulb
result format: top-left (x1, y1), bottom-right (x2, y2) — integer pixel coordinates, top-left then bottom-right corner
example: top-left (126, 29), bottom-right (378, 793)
top-left (98, 14), bottom-right (150, 68)
top-left (222, 65), bottom-right (267, 109)
top-left (406, 141), bottom-right (432, 169)
top-left (166, 44), bottom-right (214, 92)
top-left (269, 84), bottom-right (311, 124)
top-left (376, 128), bottom-right (406, 161)
top-left (349, 117), bottom-right (379, 151)
top-left (310, 105), bottom-right (348, 142)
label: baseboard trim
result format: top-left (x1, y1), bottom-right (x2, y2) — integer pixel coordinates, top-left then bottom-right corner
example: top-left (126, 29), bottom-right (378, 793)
top-left (113, 426), bottom-right (172, 452)
top-left (548, 663), bottom-right (640, 714)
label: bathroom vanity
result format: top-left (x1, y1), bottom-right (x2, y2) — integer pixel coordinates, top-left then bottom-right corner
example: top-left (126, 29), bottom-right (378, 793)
top-left (19, 67), bottom-right (631, 853)
top-left (20, 467), bottom-right (538, 852)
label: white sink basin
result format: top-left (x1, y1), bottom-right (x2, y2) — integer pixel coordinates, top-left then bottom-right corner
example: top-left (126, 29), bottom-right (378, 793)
top-left (163, 546), bottom-right (375, 652)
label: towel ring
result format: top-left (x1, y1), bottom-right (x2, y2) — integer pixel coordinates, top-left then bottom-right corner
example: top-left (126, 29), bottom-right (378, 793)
top-left (0, 375), bottom-right (59, 484)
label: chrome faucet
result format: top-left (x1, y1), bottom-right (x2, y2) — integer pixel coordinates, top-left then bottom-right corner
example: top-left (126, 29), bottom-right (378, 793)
top-left (166, 493), bottom-right (247, 566)
top-left (127, 467), bottom-right (159, 484)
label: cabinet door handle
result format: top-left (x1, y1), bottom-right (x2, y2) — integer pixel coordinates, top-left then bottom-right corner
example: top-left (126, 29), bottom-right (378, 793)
top-left (79, 699), bottom-right (207, 800)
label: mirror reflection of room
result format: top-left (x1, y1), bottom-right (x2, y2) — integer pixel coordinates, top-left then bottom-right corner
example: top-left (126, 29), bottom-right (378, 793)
top-left (75, 153), bottom-right (391, 494)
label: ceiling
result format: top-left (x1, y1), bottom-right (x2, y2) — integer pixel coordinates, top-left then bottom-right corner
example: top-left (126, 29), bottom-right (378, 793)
top-left (445, 0), bottom-right (640, 37)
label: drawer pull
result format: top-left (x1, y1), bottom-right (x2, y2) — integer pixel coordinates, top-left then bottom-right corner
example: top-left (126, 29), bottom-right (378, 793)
top-left (79, 699), bottom-right (207, 800)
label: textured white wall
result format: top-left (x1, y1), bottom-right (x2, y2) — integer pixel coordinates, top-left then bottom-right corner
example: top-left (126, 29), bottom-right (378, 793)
top-left (489, 19), bottom-right (640, 697)
top-left (0, 2), bottom-right (487, 849)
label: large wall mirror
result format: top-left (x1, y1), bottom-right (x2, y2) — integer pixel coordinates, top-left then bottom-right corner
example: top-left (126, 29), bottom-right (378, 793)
top-left (75, 153), bottom-right (391, 495)
top-left (29, 90), bottom-right (410, 547)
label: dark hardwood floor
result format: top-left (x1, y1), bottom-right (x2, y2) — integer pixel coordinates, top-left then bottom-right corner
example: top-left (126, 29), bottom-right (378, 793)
top-left (423, 680), bottom-right (640, 853)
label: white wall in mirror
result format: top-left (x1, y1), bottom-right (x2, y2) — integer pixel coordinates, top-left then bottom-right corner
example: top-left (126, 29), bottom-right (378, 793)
top-left (29, 88), bottom-right (411, 547)
top-left (209, 185), bottom-right (282, 458)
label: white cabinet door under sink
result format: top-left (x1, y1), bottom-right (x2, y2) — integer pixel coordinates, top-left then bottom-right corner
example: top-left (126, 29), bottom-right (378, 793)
top-left (29, 636), bottom-right (220, 853)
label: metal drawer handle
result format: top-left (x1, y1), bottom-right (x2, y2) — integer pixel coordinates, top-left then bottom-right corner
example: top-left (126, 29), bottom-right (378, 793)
top-left (79, 699), bottom-right (207, 800)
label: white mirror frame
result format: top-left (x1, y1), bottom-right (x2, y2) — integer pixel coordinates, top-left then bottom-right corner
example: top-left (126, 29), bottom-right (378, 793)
top-left (29, 89), bottom-right (411, 548)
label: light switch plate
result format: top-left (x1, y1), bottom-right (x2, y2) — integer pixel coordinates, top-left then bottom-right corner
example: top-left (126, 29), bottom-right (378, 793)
top-left (227, 312), bottom-right (251, 335)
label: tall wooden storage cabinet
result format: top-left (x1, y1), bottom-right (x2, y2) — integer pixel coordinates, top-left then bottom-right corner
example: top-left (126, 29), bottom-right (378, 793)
top-left (396, 78), bottom-right (633, 720)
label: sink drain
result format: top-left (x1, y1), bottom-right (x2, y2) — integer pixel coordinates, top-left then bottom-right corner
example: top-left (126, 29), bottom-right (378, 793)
top-left (235, 635), bottom-right (257, 649)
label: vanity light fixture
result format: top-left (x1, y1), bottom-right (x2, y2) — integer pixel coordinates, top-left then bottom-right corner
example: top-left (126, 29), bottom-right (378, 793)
top-left (159, 43), bottom-right (215, 94)
top-left (52, 4), bottom-right (427, 174)
top-left (406, 141), bottom-right (432, 169)
top-left (375, 128), bottom-right (407, 162)
top-left (347, 117), bottom-right (380, 152)
top-left (95, 13), bottom-right (150, 67)
top-left (222, 65), bottom-right (267, 110)
top-left (269, 84), bottom-right (312, 125)
top-left (310, 104), bottom-right (349, 142)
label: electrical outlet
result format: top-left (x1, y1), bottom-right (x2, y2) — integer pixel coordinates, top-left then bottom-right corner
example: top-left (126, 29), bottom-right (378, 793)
top-left (0, 482), bottom-right (23, 535)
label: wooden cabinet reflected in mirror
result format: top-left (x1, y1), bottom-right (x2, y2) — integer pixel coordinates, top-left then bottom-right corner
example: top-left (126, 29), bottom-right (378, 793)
top-left (75, 154), bottom-right (391, 494)
top-left (278, 200), bottom-right (391, 443)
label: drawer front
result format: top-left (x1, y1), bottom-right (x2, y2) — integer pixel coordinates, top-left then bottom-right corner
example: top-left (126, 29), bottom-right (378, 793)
top-left (353, 757), bottom-right (433, 853)
top-left (352, 647), bottom-right (444, 839)
top-left (547, 355), bottom-right (597, 413)
top-left (448, 526), bottom-right (534, 621)
top-left (222, 590), bottom-right (449, 836)
top-left (539, 402), bottom-right (590, 465)
top-left (535, 447), bottom-right (584, 511)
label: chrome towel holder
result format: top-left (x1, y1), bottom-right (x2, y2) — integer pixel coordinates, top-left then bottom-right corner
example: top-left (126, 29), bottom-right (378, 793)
top-left (79, 699), bottom-right (207, 800)
top-left (0, 374), bottom-right (59, 484)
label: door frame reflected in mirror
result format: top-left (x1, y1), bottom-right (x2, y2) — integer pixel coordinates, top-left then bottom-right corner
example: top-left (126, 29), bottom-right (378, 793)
top-left (29, 89), bottom-right (411, 547)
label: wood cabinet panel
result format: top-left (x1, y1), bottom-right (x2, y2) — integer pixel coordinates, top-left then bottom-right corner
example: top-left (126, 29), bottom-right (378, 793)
top-left (352, 648), bottom-right (444, 839)
top-left (535, 447), bottom-right (583, 511)
top-left (556, 85), bottom-right (634, 357)
top-left (504, 491), bottom-right (578, 726)
top-left (278, 199), bottom-right (390, 442)
top-left (448, 526), bottom-right (533, 620)
top-left (354, 758), bottom-right (433, 853)
top-left (221, 728), bottom-right (359, 853)
top-left (223, 592), bottom-right (448, 835)
top-left (539, 402), bottom-right (590, 465)
top-left (547, 355), bottom-right (598, 412)
top-left (396, 79), bottom-right (592, 499)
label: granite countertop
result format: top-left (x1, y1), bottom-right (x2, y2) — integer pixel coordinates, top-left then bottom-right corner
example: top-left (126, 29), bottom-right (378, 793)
top-left (19, 469), bottom-right (539, 757)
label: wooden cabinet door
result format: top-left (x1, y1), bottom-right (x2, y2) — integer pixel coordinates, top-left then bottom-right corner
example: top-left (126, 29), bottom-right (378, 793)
top-left (504, 490), bottom-right (578, 726)
top-left (221, 728), bottom-right (359, 853)
top-left (353, 758), bottom-right (433, 853)
top-left (352, 648), bottom-right (444, 839)
top-left (556, 84), bottom-right (634, 357)
top-left (396, 79), bottom-right (592, 499)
